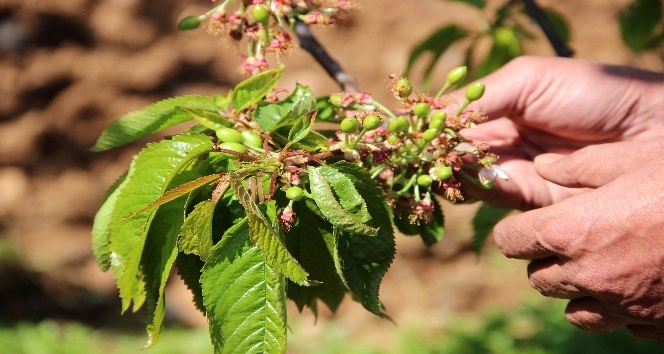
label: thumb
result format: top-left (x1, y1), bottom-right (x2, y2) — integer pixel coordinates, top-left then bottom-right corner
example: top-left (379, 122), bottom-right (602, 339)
top-left (534, 140), bottom-right (663, 188)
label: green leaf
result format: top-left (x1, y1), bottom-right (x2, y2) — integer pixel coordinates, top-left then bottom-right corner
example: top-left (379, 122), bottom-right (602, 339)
top-left (619, 0), bottom-right (663, 52)
top-left (474, 27), bottom-right (522, 78)
top-left (308, 166), bottom-right (378, 236)
top-left (175, 253), bottom-right (206, 314)
top-left (543, 7), bottom-right (571, 43)
top-left (288, 116), bottom-right (313, 145)
top-left (326, 162), bottom-right (395, 316)
top-left (179, 199), bottom-right (215, 261)
top-left (318, 166), bottom-right (371, 223)
top-left (92, 172), bottom-right (128, 271)
top-left (232, 67), bottom-right (285, 112)
top-left (182, 108), bottom-right (230, 131)
top-left (142, 169), bottom-right (199, 347)
top-left (201, 219), bottom-right (287, 354)
top-left (444, 0), bottom-right (486, 10)
top-left (314, 96), bottom-right (337, 122)
top-left (286, 199), bottom-right (346, 314)
top-left (232, 180), bottom-right (311, 285)
top-left (472, 202), bottom-right (511, 253)
top-left (289, 130), bottom-right (330, 152)
top-left (91, 96), bottom-right (218, 152)
top-left (253, 84), bottom-right (317, 132)
top-left (108, 134), bottom-right (212, 313)
top-left (405, 25), bottom-right (468, 86)
top-left (126, 174), bottom-right (219, 217)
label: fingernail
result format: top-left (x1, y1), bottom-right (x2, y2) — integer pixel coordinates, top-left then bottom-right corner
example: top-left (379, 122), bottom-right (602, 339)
top-left (534, 153), bottom-right (564, 167)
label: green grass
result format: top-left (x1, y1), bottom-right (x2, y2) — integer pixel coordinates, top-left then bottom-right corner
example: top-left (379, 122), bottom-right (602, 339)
top-left (1, 299), bottom-right (662, 354)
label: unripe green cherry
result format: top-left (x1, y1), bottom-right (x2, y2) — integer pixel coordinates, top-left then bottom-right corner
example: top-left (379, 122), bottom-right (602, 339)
top-left (413, 102), bottom-right (431, 118)
top-left (363, 114), bottom-right (382, 130)
top-left (431, 111), bottom-right (447, 123)
top-left (422, 128), bottom-right (439, 142)
top-left (216, 127), bottom-right (243, 143)
top-left (394, 77), bottom-right (413, 98)
top-left (465, 82), bottom-right (486, 102)
top-left (340, 117), bottom-right (360, 133)
top-left (429, 119), bottom-right (445, 131)
top-left (389, 116), bottom-right (409, 133)
top-left (218, 142), bottom-right (247, 159)
top-left (417, 175), bottom-right (433, 187)
top-left (241, 130), bottom-right (263, 149)
top-left (252, 4), bottom-right (270, 23)
top-left (434, 165), bottom-right (453, 180)
top-left (446, 66), bottom-right (468, 85)
top-left (178, 15), bottom-right (203, 31)
top-left (285, 186), bottom-right (305, 201)
top-left (387, 134), bottom-right (400, 145)
top-left (329, 93), bottom-right (344, 107)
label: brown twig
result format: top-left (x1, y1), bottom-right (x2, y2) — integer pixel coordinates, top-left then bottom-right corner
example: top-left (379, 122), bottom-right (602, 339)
top-left (293, 19), bottom-right (359, 92)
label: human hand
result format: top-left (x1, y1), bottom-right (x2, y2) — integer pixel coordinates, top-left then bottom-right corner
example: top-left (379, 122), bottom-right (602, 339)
top-left (457, 56), bottom-right (664, 209)
top-left (493, 140), bottom-right (664, 339)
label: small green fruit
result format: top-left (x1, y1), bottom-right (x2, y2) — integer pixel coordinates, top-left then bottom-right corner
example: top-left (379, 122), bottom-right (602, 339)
top-left (431, 111), bottom-right (447, 123)
top-left (389, 116), bottom-right (409, 133)
top-left (422, 128), bottom-right (439, 142)
top-left (429, 119), bottom-right (445, 131)
top-left (218, 142), bottom-right (247, 159)
top-left (329, 93), bottom-right (344, 107)
top-left (413, 102), bottom-right (431, 118)
top-left (387, 134), bottom-right (400, 145)
top-left (340, 117), bottom-right (360, 133)
top-left (434, 165), bottom-right (453, 180)
top-left (252, 4), bottom-right (270, 23)
top-left (363, 114), bottom-right (382, 130)
top-left (465, 82), bottom-right (486, 101)
top-left (216, 127), bottom-right (243, 143)
top-left (446, 66), bottom-right (467, 85)
top-left (394, 77), bottom-right (413, 98)
top-left (417, 175), bottom-right (433, 187)
top-left (241, 130), bottom-right (263, 149)
top-left (285, 186), bottom-right (305, 201)
top-left (178, 15), bottom-right (203, 31)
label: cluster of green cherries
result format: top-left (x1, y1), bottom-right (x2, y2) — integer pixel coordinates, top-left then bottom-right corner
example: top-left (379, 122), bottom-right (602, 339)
top-left (337, 65), bottom-right (487, 195)
top-left (213, 127), bottom-right (263, 158)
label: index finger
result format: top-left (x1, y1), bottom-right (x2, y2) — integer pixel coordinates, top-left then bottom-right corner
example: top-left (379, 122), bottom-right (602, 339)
top-left (492, 207), bottom-right (563, 260)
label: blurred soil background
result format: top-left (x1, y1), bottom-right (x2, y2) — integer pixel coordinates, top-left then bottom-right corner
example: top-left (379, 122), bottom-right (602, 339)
top-left (0, 0), bottom-right (662, 352)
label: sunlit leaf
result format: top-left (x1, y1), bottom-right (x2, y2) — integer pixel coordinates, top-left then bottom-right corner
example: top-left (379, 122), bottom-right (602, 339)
top-left (107, 134), bottom-right (212, 313)
top-left (178, 199), bottom-right (215, 261)
top-left (126, 174), bottom-right (219, 217)
top-left (253, 84), bottom-right (317, 132)
top-left (233, 180), bottom-right (311, 285)
top-left (202, 219), bottom-right (287, 354)
top-left (232, 67), bottom-right (285, 112)
top-left (91, 96), bottom-right (218, 152)
top-left (308, 166), bottom-right (378, 236)
top-left (92, 171), bottom-right (128, 271)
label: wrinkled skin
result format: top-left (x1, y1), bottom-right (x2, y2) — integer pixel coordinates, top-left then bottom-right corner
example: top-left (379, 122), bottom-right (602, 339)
top-left (457, 56), bottom-right (664, 339)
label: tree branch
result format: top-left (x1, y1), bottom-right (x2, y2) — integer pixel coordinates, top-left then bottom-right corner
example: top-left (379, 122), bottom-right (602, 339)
top-left (522, 0), bottom-right (574, 57)
top-left (293, 19), bottom-right (359, 92)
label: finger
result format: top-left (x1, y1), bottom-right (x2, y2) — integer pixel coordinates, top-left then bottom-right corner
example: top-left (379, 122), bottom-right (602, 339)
top-left (627, 325), bottom-right (664, 341)
top-left (527, 257), bottom-right (583, 299)
top-left (565, 297), bottom-right (629, 332)
top-left (534, 140), bottom-right (664, 188)
top-left (492, 209), bottom-right (560, 259)
top-left (445, 56), bottom-right (554, 121)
